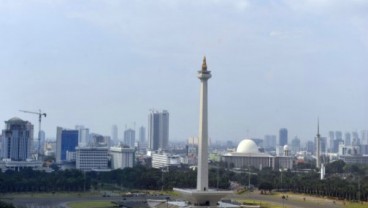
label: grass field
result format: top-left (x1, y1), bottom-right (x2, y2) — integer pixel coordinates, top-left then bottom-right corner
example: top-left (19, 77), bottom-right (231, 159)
top-left (343, 201), bottom-right (368, 208)
top-left (67, 201), bottom-right (114, 208)
top-left (272, 192), bottom-right (368, 208)
top-left (3, 192), bottom-right (100, 198)
top-left (237, 192), bottom-right (368, 208)
top-left (236, 199), bottom-right (284, 208)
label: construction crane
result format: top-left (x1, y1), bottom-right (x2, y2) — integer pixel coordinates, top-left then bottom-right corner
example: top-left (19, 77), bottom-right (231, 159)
top-left (19, 109), bottom-right (47, 160)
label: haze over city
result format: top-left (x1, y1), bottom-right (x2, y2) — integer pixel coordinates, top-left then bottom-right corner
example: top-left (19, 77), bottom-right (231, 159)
top-left (1, 0), bottom-right (367, 142)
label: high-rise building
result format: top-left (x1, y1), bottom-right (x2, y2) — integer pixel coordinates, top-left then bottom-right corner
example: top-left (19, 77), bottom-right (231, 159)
top-left (345, 132), bottom-right (351, 146)
top-left (306, 140), bottom-right (315, 153)
top-left (75, 126), bottom-right (89, 147)
top-left (290, 136), bottom-right (301, 153)
top-left (335, 131), bottom-right (342, 139)
top-left (110, 146), bottom-right (135, 169)
top-left (56, 127), bottom-right (79, 163)
top-left (111, 125), bottom-right (118, 144)
top-left (333, 131), bottom-right (343, 153)
top-left (124, 128), bottom-right (135, 148)
top-left (328, 131), bottom-right (335, 152)
top-left (263, 135), bottom-right (276, 149)
top-left (352, 131), bottom-right (360, 146)
top-left (361, 130), bottom-right (368, 145)
top-left (279, 128), bottom-right (288, 146)
top-left (1, 117), bottom-right (33, 161)
top-left (320, 137), bottom-right (327, 153)
top-left (139, 126), bottom-right (146, 144)
top-left (138, 126), bottom-right (147, 150)
top-left (39, 130), bottom-right (45, 154)
top-left (148, 110), bottom-right (169, 151)
top-left (332, 138), bottom-right (343, 153)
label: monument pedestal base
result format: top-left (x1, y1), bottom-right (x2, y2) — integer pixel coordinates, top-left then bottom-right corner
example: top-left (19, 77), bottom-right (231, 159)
top-left (174, 188), bottom-right (232, 207)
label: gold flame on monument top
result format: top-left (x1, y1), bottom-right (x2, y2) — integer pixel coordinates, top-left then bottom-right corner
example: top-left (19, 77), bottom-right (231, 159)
top-left (202, 56), bottom-right (207, 71)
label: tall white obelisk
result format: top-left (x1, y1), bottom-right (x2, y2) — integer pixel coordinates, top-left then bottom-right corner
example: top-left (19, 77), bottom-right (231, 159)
top-left (174, 57), bottom-right (231, 207)
top-left (197, 56), bottom-right (211, 191)
top-left (316, 119), bottom-right (321, 169)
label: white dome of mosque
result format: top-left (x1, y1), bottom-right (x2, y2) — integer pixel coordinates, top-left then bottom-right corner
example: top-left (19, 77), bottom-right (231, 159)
top-left (283, 145), bottom-right (289, 151)
top-left (236, 139), bottom-right (259, 154)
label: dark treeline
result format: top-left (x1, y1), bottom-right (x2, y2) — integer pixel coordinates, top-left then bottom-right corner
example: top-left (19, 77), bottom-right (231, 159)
top-left (235, 160), bottom-right (368, 201)
top-left (89, 165), bottom-right (230, 190)
top-left (0, 160), bottom-right (367, 202)
top-left (0, 165), bottom-right (229, 193)
top-left (0, 168), bottom-right (88, 192)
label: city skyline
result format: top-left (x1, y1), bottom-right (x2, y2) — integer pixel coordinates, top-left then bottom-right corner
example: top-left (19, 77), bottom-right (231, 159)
top-left (1, 1), bottom-right (367, 142)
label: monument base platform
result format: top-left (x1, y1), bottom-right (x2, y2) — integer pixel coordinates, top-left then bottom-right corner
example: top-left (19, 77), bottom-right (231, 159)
top-left (174, 188), bottom-right (232, 207)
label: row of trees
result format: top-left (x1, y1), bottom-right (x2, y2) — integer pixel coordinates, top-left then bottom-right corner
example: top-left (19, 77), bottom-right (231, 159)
top-left (0, 168), bottom-right (89, 192)
top-left (0, 165), bottom-right (230, 193)
top-left (0, 160), bottom-right (367, 201)
top-left (88, 165), bottom-right (230, 190)
top-left (251, 160), bottom-right (368, 201)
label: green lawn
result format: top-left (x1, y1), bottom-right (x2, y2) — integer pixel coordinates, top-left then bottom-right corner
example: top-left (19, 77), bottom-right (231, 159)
top-left (344, 201), bottom-right (368, 208)
top-left (236, 199), bottom-right (283, 208)
top-left (3, 192), bottom-right (99, 198)
top-left (68, 201), bottom-right (114, 208)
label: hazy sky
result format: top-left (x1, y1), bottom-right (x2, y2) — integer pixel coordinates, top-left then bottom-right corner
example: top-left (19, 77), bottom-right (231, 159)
top-left (1, 0), bottom-right (367, 143)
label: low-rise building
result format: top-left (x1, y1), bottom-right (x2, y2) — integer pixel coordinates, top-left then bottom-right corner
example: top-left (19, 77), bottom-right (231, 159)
top-left (152, 152), bottom-right (181, 169)
top-left (76, 146), bottom-right (108, 171)
top-left (110, 146), bottom-right (135, 169)
top-left (221, 139), bottom-right (294, 170)
top-left (0, 159), bottom-right (43, 171)
top-left (339, 155), bottom-right (368, 164)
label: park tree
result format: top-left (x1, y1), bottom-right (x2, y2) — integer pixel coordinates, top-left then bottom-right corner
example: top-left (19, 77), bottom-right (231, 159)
top-left (325, 160), bottom-right (345, 174)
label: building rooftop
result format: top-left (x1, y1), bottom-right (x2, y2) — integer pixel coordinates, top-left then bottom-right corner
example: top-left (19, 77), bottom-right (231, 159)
top-left (6, 117), bottom-right (26, 123)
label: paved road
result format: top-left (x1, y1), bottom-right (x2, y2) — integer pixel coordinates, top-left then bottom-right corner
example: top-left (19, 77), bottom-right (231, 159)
top-left (231, 192), bottom-right (343, 208)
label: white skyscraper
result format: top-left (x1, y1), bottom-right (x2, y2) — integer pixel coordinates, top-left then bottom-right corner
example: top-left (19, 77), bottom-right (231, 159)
top-left (110, 146), bottom-right (135, 169)
top-left (75, 126), bottom-right (89, 147)
top-left (124, 128), bottom-right (135, 148)
top-left (148, 110), bottom-right (169, 151)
